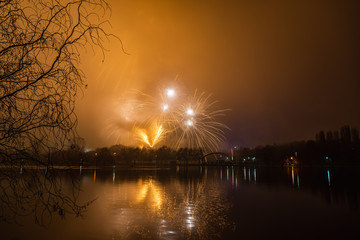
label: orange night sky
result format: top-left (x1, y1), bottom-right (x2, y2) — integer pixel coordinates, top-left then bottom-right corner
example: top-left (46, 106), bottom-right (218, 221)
top-left (76, 0), bottom-right (360, 149)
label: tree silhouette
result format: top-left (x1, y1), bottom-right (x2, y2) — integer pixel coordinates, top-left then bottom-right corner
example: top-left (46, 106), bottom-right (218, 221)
top-left (0, 0), bottom-right (117, 224)
top-left (0, 0), bottom-right (115, 165)
top-left (0, 167), bottom-right (95, 225)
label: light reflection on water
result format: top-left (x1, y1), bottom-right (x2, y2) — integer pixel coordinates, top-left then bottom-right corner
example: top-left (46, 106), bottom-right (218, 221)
top-left (91, 166), bottom-right (360, 239)
top-left (96, 166), bottom-right (241, 239)
top-left (1, 166), bottom-right (360, 239)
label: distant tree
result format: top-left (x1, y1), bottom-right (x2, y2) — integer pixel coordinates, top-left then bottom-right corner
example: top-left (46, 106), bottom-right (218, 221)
top-left (156, 146), bottom-right (172, 165)
top-left (333, 130), bottom-right (340, 142)
top-left (351, 128), bottom-right (359, 144)
top-left (326, 131), bottom-right (333, 143)
top-left (96, 147), bottom-right (113, 166)
top-left (0, 0), bottom-right (116, 165)
top-left (340, 125), bottom-right (351, 145)
top-left (316, 131), bottom-right (326, 144)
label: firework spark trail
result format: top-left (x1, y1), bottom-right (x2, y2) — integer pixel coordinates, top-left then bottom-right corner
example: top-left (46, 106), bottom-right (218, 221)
top-left (118, 86), bottom-right (230, 152)
top-left (168, 90), bottom-right (230, 152)
top-left (152, 125), bottom-right (164, 147)
top-left (138, 129), bottom-right (151, 147)
top-left (135, 123), bottom-right (166, 148)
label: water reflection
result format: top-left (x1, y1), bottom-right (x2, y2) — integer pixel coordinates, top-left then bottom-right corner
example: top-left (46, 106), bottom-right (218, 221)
top-left (113, 168), bottom-right (116, 183)
top-left (184, 203), bottom-right (195, 229)
top-left (1, 166), bottom-right (360, 239)
top-left (91, 168), bottom-right (235, 239)
top-left (135, 178), bottom-right (163, 210)
top-left (231, 167), bottom-right (234, 188)
top-left (100, 166), bottom-right (360, 239)
top-left (286, 166), bottom-right (301, 188)
top-left (0, 167), bottom-right (93, 227)
top-left (254, 168), bottom-right (257, 183)
top-left (226, 167), bottom-right (229, 181)
top-left (238, 166), bottom-right (257, 183)
top-left (297, 175), bottom-right (300, 188)
top-left (243, 167), bottom-right (246, 181)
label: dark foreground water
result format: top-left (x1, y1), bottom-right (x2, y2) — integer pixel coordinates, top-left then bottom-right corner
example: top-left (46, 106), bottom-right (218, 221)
top-left (1, 165), bottom-right (360, 239)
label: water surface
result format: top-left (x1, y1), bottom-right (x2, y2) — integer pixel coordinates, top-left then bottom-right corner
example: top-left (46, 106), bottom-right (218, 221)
top-left (1, 166), bottom-right (359, 239)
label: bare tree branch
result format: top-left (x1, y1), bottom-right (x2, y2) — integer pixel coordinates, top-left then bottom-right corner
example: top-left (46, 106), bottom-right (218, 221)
top-left (1, 0), bottom-right (115, 165)
top-left (0, 0), bottom-right (118, 224)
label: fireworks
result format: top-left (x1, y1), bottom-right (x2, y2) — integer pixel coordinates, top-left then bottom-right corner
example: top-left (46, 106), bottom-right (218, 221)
top-left (120, 85), bottom-right (229, 153)
top-left (170, 90), bottom-right (230, 152)
top-left (136, 124), bottom-right (164, 148)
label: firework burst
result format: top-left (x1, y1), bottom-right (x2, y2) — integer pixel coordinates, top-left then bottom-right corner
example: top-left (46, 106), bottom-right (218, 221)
top-left (118, 86), bottom-right (230, 153)
top-left (170, 90), bottom-right (230, 152)
top-left (136, 123), bottom-right (165, 148)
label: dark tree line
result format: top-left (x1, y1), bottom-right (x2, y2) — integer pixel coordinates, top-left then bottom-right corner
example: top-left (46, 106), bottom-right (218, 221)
top-left (49, 144), bottom-right (205, 167)
top-left (233, 125), bottom-right (360, 165)
top-left (49, 125), bottom-right (360, 167)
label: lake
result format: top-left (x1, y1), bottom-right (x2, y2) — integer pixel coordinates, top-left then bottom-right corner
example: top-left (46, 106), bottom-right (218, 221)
top-left (1, 165), bottom-right (360, 239)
